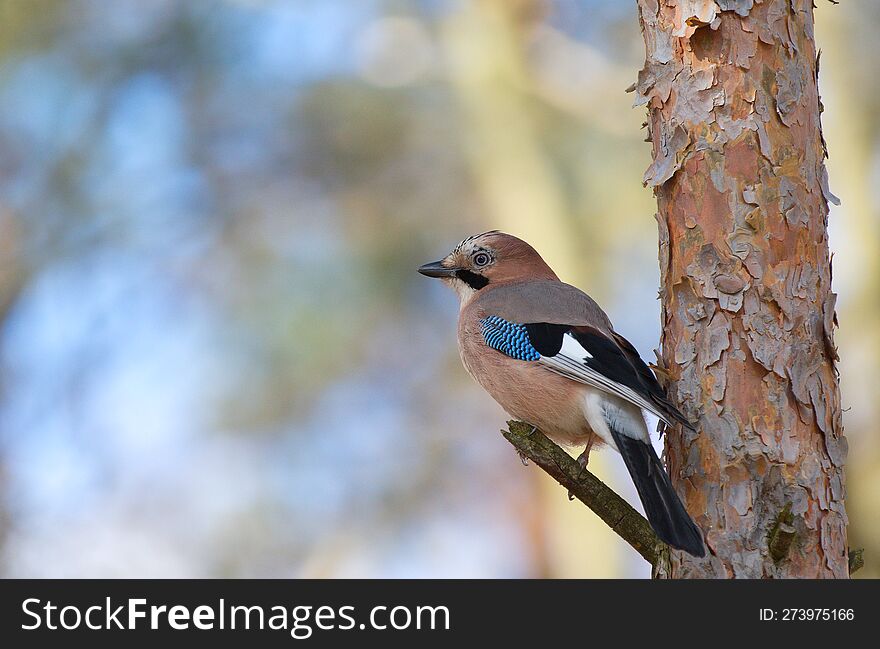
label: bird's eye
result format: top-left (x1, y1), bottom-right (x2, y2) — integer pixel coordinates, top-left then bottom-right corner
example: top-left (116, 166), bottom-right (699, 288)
top-left (473, 252), bottom-right (491, 267)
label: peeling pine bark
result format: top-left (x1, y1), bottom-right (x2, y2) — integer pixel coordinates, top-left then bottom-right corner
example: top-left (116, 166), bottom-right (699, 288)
top-left (635, 0), bottom-right (848, 578)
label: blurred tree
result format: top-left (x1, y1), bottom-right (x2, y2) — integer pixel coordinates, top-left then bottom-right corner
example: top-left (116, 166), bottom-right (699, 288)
top-left (636, 0), bottom-right (848, 577)
top-left (443, 0), bottom-right (634, 578)
top-left (817, 3), bottom-right (880, 579)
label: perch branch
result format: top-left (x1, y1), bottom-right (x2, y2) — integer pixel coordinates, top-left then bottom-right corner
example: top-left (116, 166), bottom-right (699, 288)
top-left (503, 420), bottom-right (665, 566)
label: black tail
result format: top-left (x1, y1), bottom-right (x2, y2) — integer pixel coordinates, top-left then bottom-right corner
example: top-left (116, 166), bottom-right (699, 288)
top-left (610, 429), bottom-right (706, 557)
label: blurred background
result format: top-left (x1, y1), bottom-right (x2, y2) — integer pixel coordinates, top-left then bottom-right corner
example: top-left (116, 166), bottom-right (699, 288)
top-left (0, 0), bottom-right (876, 578)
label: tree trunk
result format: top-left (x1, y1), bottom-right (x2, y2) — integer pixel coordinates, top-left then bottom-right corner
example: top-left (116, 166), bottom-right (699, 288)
top-left (635, 0), bottom-right (848, 578)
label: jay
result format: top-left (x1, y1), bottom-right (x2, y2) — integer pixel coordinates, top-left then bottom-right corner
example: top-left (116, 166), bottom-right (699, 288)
top-left (419, 231), bottom-right (705, 557)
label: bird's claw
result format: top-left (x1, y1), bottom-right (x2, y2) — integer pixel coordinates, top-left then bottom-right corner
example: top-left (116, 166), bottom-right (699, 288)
top-left (571, 441), bottom-right (593, 495)
top-left (576, 446), bottom-right (590, 478)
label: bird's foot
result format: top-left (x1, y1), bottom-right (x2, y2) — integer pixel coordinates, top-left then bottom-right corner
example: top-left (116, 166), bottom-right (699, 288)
top-left (576, 448), bottom-right (590, 472)
top-left (568, 442), bottom-right (593, 500)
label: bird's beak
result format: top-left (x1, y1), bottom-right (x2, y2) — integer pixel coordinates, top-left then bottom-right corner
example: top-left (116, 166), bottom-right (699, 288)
top-left (418, 260), bottom-right (458, 278)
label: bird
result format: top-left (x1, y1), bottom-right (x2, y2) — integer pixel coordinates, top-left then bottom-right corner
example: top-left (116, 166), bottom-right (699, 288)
top-left (418, 230), bottom-right (705, 557)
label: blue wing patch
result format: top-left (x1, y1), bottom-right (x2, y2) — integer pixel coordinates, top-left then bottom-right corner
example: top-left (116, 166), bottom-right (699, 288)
top-left (479, 316), bottom-right (540, 361)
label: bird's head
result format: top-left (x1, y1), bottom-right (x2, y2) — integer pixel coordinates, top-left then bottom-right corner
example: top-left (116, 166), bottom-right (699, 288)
top-left (418, 231), bottom-right (558, 303)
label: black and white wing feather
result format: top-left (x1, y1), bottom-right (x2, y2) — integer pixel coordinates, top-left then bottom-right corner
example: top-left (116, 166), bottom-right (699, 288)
top-left (475, 281), bottom-right (692, 430)
top-left (525, 323), bottom-right (694, 431)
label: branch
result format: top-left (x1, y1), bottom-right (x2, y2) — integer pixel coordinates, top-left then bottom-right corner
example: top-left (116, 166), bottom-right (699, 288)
top-left (503, 420), bottom-right (666, 566)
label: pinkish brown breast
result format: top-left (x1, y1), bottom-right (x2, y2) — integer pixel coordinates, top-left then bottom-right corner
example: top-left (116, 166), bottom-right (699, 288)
top-left (457, 297), bottom-right (601, 450)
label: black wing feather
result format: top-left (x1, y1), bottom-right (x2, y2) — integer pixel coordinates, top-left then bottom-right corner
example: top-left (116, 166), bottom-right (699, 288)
top-left (524, 323), bottom-right (569, 356)
top-left (523, 323), bottom-right (693, 430)
top-left (569, 328), bottom-right (665, 401)
top-left (573, 328), bottom-right (692, 429)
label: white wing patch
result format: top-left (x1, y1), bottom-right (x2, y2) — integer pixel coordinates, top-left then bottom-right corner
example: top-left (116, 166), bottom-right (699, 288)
top-left (538, 332), bottom-right (674, 427)
top-left (559, 332), bottom-right (592, 360)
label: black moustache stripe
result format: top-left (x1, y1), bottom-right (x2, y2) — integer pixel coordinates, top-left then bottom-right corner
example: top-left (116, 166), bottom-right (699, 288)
top-left (455, 269), bottom-right (489, 290)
